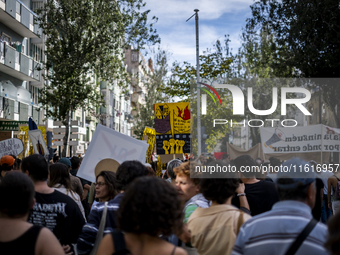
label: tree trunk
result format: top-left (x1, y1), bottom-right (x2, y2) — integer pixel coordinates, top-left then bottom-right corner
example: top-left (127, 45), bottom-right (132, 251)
top-left (62, 109), bottom-right (71, 157)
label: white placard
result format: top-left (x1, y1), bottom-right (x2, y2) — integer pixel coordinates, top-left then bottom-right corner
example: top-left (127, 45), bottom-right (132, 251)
top-left (0, 138), bottom-right (24, 158)
top-left (77, 124), bottom-right (149, 183)
top-left (27, 129), bottom-right (49, 157)
top-left (260, 124), bottom-right (340, 154)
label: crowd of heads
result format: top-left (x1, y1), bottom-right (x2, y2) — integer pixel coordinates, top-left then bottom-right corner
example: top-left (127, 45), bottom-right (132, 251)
top-left (1, 151), bottom-right (340, 255)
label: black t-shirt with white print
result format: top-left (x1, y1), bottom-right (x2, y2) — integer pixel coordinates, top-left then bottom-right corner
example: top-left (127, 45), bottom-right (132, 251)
top-left (29, 189), bottom-right (85, 246)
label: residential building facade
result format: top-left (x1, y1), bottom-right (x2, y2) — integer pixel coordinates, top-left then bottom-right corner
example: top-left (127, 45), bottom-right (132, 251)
top-left (0, 0), bottom-right (43, 123)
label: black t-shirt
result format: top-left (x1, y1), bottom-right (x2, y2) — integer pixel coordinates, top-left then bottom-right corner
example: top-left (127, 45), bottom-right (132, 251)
top-left (29, 190), bottom-right (85, 246)
top-left (232, 180), bottom-right (279, 216)
top-left (312, 178), bottom-right (324, 221)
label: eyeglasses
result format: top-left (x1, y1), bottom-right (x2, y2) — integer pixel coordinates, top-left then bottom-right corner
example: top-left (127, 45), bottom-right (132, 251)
top-left (95, 182), bottom-right (107, 187)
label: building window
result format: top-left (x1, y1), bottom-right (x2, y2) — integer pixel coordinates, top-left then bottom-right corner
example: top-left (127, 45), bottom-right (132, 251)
top-left (14, 101), bottom-right (19, 113)
top-left (131, 51), bottom-right (138, 62)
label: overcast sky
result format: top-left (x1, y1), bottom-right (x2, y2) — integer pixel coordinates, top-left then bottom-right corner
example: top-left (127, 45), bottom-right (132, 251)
top-left (144, 0), bottom-right (255, 66)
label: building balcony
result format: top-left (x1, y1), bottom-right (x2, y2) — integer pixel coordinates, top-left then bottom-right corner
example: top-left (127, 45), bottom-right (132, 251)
top-left (0, 43), bottom-right (41, 81)
top-left (0, 0), bottom-right (41, 38)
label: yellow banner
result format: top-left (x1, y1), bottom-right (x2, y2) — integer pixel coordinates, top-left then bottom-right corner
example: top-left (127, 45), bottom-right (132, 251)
top-left (154, 102), bottom-right (190, 155)
top-left (18, 126), bottom-right (47, 159)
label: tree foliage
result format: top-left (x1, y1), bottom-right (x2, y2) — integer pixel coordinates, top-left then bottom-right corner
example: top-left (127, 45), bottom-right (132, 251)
top-left (161, 36), bottom-right (234, 98)
top-left (37, 0), bottom-right (160, 156)
top-left (245, 0), bottom-right (340, 128)
top-left (133, 48), bottom-right (170, 139)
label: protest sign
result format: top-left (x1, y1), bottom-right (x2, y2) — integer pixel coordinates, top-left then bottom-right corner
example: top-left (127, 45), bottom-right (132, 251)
top-left (77, 124), bottom-right (149, 183)
top-left (0, 138), bottom-right (24, 158)
top-left (142, 127), bottom-right (156, 163)
top-left (27, 129), bottom-right (49, 157)
top-left (260, 124), bottom-right (340, 154)
top-left (154, 102), bottom-right (191, 155)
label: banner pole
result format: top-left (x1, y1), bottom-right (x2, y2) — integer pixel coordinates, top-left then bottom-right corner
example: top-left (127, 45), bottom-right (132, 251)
top-left (321, 124), bottom-right (323, 164)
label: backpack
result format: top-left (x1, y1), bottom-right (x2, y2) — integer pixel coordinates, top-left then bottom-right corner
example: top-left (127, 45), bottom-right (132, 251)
top-left (334, 175), bottom-right (340, 200)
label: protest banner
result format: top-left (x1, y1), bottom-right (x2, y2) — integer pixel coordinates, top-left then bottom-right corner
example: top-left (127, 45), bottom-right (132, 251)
top-left (27, 129), bottom-right (49, 157)
top-left (154, 102), bottom-right (191, 155)
top-left (19, 125), bottom-right (47, 158)
top-left (260, 124), bottom-right (340, 154)
top-left (0, 138), bottom-right (24, 158)
top-left (142, 127), bottom-right (156, 163)
top-left (77, 124), bottom-right (149, 183)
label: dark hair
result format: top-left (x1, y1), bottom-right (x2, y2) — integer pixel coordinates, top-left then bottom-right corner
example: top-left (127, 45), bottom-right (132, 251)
top-left (116, 161), bottom-right (149, 191)
top-left (167, 159), bottom-right (182, 180)
top-left (48, 163), bottom-right (72, 190)
top-left (234, 155), bottom-right (258, 178)
top-left (146, 166), bottom-right (156, 176)
top-left (269, 157), bottom-right (281, 167)
top-left (200, 161), bottom-right (239, 203)
top-left (53, 154), bottom-right (60, 163)
top-left (325, 211), bottom-right (340, 255)
top-left (96, 171), bottom-right (118, 201)
top-left (13, 158), bottom-right (22, 170)
top-left (1, 164), bottom-right (13, 171)
top-left (118, 177), bottom-right (183, 236)
top-left (70, 156), bottom-right (81, 170)
top-left (0, 172), bottom-right (35, 217)
top-left (277, 178), bottom-right (313, 201)
top-left (21, 154), bottom-right (48, 182)
top-left (222, 154), bottom-right (229, 160)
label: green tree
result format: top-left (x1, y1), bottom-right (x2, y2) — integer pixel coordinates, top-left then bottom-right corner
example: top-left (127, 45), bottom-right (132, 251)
top-left (245, 0), bottom-right (340, 127)
top-left (133, 47), bottom-right (171, 139)
top-left (236, 26), bottom-right (295, 144)
top-left (37, 0), bottom-right (160, 156)
top-left (162, 36), bottom-right (234, 98)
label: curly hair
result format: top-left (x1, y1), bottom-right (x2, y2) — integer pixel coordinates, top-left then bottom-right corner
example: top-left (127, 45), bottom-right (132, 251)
top-left (118, 177), bottom-right (183, 236)
top-left (173, 161), bottom-right (200, 186)
top-left (116, 160), bottom-right (149, 191)
top-left (200, 161), bottom-right (239, 204)
top-left (96, 171), bottom-right (118, 201)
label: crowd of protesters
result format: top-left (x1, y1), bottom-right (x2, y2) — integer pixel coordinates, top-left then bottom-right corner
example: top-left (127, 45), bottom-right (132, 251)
top-left (0, 152), bottom-right (340, 255)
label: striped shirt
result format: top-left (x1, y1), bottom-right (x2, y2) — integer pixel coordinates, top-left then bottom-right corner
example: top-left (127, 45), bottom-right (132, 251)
top-left (76, 193), bottom-right (124, 254)
top-left (231, 200), bottom-right (329, 255)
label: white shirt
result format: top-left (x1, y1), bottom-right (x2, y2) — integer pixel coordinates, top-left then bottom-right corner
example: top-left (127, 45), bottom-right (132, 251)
top-left (318, 170), bottom-right (333, 195)
top-left (53, 185), bottom-right (86, 221)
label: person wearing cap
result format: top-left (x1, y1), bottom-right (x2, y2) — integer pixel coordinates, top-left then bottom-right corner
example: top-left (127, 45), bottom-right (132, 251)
top-left (232, 158), bottom-right (329, 255)
top-left (0, 155), bottom-right (15, 180)
top-left (59, 157), bottom-right (84, 200)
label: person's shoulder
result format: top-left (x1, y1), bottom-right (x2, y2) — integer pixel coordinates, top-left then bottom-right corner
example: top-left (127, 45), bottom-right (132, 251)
top-left (49, 189), bottom-right (80, 205)
top-left (187, 206), bottom-right (204, 221)
top-left (174, 246), bottom-right (187, 255)
top-left (241, 209), bottom-right (274, 227)
top-left (36, 227), bottom-right (64, 255)
top-left (314, 221), bottom-right (328, 235)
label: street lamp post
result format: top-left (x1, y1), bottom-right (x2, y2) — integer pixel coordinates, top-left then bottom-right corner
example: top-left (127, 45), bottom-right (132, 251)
top-left (187, 9), bottom-right (201, 156)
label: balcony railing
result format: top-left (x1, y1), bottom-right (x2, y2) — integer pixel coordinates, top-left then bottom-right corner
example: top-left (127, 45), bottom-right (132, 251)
top-left (0, 0), bottom-right (41, 38)
top-left (0, 42), bottom-right (41, 81)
